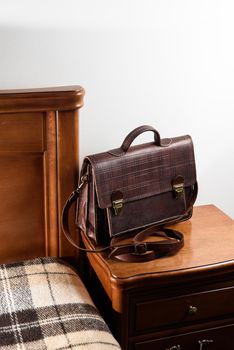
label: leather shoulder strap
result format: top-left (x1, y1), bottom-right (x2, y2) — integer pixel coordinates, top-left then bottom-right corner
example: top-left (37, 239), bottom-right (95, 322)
top-left (61, 183), bottom-right (187, 262)
top-left (109, 227), bottom-right (184, 262)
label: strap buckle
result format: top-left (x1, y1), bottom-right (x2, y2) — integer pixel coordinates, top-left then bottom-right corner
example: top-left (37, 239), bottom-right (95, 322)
top-left (134, 242), bottom-right (147, 255)
top-left (78, 175), bottom-right (88, 190)
top-left (68, 175), bottom-right (88, 202)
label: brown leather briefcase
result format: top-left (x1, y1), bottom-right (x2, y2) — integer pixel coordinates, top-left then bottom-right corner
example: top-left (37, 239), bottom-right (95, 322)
top-left (62, 125), bottom-right (198, 262)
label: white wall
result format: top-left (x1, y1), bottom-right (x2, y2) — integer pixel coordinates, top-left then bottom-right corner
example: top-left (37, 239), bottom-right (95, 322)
top-left (0, 0), bottom-right (234, 218)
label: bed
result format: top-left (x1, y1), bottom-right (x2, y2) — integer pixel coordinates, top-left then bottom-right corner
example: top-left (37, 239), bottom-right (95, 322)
top-left (0, 86), bottom-right (120, 349)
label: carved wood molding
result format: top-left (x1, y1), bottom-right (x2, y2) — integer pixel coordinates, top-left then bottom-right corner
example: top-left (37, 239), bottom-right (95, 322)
top-left (0, 86), bottom-right (85, 113)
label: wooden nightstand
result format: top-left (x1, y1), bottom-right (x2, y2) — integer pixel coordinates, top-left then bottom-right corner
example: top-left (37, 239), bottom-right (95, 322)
top-left (81, 205), bottom-right (234, 350)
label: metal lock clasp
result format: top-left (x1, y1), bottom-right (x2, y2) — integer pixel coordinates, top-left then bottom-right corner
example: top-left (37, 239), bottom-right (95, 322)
top-left (111, 191), bottom-right (124, 216)
top-left (112, 199), bottom-right (123, 216)
top-left (173, 183), bottom-right (184, 198)
top-left (172, 175), bottom-right (185, 199)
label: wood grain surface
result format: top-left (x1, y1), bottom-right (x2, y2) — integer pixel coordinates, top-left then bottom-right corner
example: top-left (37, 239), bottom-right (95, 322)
top-left (82, 205), bottom-right (234, 296)
top-left (0, 86), bottom-right (84, 263)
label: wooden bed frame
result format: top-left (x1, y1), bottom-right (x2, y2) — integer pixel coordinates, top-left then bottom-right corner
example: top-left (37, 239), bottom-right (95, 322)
top-left (0, 86), bottom-right (84, 264)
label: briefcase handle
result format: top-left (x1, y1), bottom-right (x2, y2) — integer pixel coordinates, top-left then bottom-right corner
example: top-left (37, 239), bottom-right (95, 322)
top-left (120, 125), bottom-right (171, 153)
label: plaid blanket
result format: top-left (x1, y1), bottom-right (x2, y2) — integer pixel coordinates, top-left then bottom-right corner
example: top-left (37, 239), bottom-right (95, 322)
top-left (0, 257), bottom-right (120, 350)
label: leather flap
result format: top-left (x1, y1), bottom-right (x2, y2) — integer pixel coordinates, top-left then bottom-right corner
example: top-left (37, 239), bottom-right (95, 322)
top-left (86, 135), bottom-right (197, 209)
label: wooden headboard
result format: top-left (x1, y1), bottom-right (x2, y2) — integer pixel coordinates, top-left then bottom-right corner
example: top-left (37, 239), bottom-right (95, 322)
top-left (0, 86), bottom-right (84, 264)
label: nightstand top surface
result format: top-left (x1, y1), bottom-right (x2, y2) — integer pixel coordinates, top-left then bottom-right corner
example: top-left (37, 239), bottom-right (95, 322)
top-left (83, 205), bottom-right (234, 285)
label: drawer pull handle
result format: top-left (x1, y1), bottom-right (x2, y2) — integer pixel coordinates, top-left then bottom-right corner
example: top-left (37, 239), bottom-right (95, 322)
top-left (188, 305), bottom-right (198, 315)
top-left (198, 339), bottom-right (214, 350)
top-left (165, 346), bottom-right (181, 350)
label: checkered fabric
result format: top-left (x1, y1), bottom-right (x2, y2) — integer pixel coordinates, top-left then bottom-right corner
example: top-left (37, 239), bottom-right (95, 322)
top-left (0, 257), bottom-right (120, 350)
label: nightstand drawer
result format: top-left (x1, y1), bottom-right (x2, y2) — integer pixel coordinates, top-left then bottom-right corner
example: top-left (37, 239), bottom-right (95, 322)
top-left (133, 323), bottom-right (234, 350)
top-left (133, 286), bottom-right (234, 333)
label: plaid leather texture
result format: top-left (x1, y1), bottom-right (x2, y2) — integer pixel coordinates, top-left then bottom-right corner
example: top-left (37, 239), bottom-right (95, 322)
top-left (0, 257), bottom-right (120, 350)
top-left (78, 132), bottom-right (197, 238)
top-left (86, 135), bottom-right (196, 209)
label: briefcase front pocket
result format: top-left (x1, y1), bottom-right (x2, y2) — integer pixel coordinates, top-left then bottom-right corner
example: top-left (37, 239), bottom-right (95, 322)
top-left (107, 188), bottom-right (193, 236)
